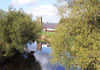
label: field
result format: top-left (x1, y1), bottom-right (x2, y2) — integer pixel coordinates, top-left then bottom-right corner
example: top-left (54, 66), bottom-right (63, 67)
top-left (41, 32), bottom-right (55, 38)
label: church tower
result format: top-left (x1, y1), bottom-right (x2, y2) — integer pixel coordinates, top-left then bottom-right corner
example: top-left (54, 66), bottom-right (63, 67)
top-left (37, 16), bottom-right (42, 24)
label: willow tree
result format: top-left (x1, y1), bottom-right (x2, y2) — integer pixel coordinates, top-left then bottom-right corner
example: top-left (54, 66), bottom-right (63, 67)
top-left (0, 8), bottom-right (41, 57)
top-left (50, 0), bottom-right (100, 69)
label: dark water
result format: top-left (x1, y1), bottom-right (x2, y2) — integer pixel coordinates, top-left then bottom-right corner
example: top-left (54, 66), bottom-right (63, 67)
top-left (0, 51), bottom-right (41, 70)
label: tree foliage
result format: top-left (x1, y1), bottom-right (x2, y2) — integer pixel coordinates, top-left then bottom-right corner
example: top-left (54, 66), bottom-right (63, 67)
top-left (0, 8), bottom-right (41, 57)
top-left (50, 0), bottom-right (100, 69)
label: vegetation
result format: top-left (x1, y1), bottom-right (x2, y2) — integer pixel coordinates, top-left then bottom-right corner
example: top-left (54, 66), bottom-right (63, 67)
top-left (37, 32), bottom-right (55, 44)
top-left (41, 32), bottom-right (55, 38)
top-left (0, 8), bottom-right (42, 57)
top-left (50, 0), bottom-right (100, 70)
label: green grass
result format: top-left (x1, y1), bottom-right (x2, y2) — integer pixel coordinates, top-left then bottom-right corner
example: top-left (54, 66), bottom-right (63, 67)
top-left (41, 32), bottom-right (55, 38)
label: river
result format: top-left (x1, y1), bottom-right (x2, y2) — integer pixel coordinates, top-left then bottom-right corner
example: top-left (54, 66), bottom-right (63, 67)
top-left (27, 41), bottom-right (65, 70)
top-left (0, 41), bottom-right (81, 70)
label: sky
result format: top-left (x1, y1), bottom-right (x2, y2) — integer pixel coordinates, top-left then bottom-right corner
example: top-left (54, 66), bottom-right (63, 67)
top-left (0, 0), bottom-right (60, 23)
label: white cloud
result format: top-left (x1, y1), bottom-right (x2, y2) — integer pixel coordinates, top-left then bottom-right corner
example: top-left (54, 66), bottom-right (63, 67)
top-left (26, 4), bottom-right (60, 23)
top-left (10, 0), bottom-right (60, 23)
top-left (33, 5), bottom-right (57, 16)
top-left (11, 0), bottom-right (36, 6)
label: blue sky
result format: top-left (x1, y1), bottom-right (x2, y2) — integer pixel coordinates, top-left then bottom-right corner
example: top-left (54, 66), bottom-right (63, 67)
top-left (0, 0), bottom-right (60, 23)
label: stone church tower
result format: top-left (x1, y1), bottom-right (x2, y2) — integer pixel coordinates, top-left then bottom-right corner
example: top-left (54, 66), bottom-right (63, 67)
top-left (37, 16), bottom-right (42, 24)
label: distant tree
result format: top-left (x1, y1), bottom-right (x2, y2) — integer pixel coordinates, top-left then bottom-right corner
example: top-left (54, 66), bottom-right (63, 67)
top-left (50, 0), bottom-right (100, 69)
top-left (0, 8), bottom-right (42, 57)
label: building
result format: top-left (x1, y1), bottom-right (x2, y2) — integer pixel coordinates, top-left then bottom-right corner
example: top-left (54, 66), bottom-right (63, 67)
top-left (37, 16), bottom-right (42, 24)
top-left (43, 23), bottom-right (56, 32)
top-left (36, 17), bottom-right (57, 32)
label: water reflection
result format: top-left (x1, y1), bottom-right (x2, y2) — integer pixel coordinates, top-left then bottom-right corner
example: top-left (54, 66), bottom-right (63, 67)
top-left (34, 51), bottom-right (52, 70)
top-left (28, 42), bottom-right (65, 70)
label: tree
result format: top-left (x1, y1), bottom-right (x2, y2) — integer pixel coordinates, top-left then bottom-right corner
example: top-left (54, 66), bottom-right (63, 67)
top-left (50, 0), bottom-right (100, 69)
top-left (0, 8), bottom-right (41, 57)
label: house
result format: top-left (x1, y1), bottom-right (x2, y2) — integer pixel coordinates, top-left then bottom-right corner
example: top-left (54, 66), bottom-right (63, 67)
top-left (43, 23), bottom-right (56, 32)
top-left (36, 17), bottom-right (57, 32)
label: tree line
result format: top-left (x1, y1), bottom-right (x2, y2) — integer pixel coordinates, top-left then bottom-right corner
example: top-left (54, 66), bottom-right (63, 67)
top-left (0, 7), bottom-right (42, 57)
top-left (50, 0), bottom-right (100, 70)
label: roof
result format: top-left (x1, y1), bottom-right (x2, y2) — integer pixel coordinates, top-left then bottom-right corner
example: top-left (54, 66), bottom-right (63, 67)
top-left (43, 23), bottom-right (57, 29)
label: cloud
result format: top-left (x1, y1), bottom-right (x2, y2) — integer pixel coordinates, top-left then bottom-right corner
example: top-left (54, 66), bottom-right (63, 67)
top-left (11, 0), bottom-right (36, 6)
top-left (10, 0), bottom-right (60, 23)
top-left (33, 5), bottom-right (57, 17)
top-left (26, 4), bottom-right (60, 23)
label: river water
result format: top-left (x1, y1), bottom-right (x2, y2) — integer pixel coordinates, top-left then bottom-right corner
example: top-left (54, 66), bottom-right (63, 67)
top-left (0, 41), bottom-right (81, 70)
top-left (27, 41), bottom-right (65, 70)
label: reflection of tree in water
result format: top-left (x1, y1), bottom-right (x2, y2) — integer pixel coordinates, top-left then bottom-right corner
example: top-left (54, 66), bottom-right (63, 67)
top-left (0, 51), bottom-right (42, 70)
